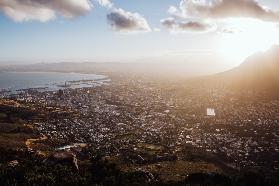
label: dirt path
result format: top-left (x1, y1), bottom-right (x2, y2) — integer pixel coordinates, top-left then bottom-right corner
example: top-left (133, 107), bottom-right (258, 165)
top-left (25, 135), bottom-right (48, 152)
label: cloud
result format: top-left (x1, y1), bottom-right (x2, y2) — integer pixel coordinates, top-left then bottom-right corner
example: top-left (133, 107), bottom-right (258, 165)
top-left (179, 0), bottom-right (279, 22)
top-left (162, 0), bottom-right (279, 33)
top-left (95, 0), bottom-right (151, 33)
top-left (168, 6), bottom-right (178, 15)
top-left (0, 0), bottom-right (92, 22)
top-left (107, 8), bottom-right (151, 33)
top-left (0, 0), bottom-right (151, 34)
top-left (178, 21), bottom-right (213, 32)
top-left (220, 27), bottom-right (242, 34)
top-left (161, 17), bottom-right (214, 33)
top-left (96, 0), bottom-right (113, 9)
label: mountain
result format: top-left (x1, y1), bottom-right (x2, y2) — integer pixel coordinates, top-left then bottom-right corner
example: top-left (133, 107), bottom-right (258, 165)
top-left (213, 45), bottom-right (279, 95)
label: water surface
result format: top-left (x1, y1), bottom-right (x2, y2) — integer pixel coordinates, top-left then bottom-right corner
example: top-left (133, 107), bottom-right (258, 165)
top-left (0, 71), bottom-right (109, 94)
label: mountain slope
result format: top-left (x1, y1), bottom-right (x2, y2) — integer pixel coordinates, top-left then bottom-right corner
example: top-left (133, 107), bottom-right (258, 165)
top-left (215, 46), bottom-right (279, 94)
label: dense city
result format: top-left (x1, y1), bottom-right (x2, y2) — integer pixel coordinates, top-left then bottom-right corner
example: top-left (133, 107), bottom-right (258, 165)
top-left (1, 74), bottom-right (278, 185)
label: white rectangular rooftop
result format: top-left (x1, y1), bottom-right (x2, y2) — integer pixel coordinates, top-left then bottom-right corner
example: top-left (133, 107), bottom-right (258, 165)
top-left (207, 108), bottom-right (216, 116)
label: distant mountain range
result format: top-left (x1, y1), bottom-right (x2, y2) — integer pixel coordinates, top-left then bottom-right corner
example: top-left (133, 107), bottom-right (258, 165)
top-left (0, 60), bottom-right (228, 79)
top-left (211, 45), bottom-right (279, 95)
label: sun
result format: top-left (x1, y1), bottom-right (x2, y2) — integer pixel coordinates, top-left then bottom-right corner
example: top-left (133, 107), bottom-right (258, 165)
top-left (218, 19), bottom-right (279, 64)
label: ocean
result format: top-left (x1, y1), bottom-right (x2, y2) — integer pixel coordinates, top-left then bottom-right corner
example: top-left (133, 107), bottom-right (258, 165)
top-left (0, 71), bottom-right (109, 94)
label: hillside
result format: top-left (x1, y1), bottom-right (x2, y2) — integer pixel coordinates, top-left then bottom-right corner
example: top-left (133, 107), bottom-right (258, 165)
top-left (213, 46), bottom-right (279, 94)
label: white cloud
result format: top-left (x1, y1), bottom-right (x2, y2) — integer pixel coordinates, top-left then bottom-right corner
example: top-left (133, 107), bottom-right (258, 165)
top-left (179, 0), bottom-right (279, 22)
top-left (107, 8), bottom-right (151, 33)
top-left (161, 17), bottom-right (214, 33)
top-left (0, 0), bottom-right (152, 34)
top-left (95, 0), bottom-right (151, 33)
top-left (96, 0), bottom-right (113, 9)
top-left (0, 0), bottom-right (92, 22)
top-left (168, 6), bottom-right (178, 14)
top-left (162, 0), bottom-right (279, 33)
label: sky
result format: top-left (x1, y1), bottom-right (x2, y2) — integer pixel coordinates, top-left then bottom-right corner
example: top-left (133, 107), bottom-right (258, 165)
top-left (1, 0), bottom-right (279, 69)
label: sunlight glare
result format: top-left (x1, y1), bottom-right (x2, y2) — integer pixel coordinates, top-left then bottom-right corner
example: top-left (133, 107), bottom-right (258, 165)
top-left (219, 19), bottom-right (279, 64)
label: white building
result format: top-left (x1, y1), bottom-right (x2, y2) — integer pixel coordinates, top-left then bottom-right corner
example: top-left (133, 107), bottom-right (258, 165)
top-left (207, 108), bottom-right (216, 116)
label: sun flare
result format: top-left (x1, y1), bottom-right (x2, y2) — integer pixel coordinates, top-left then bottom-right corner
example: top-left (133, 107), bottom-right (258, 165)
top-left (219, 19), bottom-right (279, 63)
